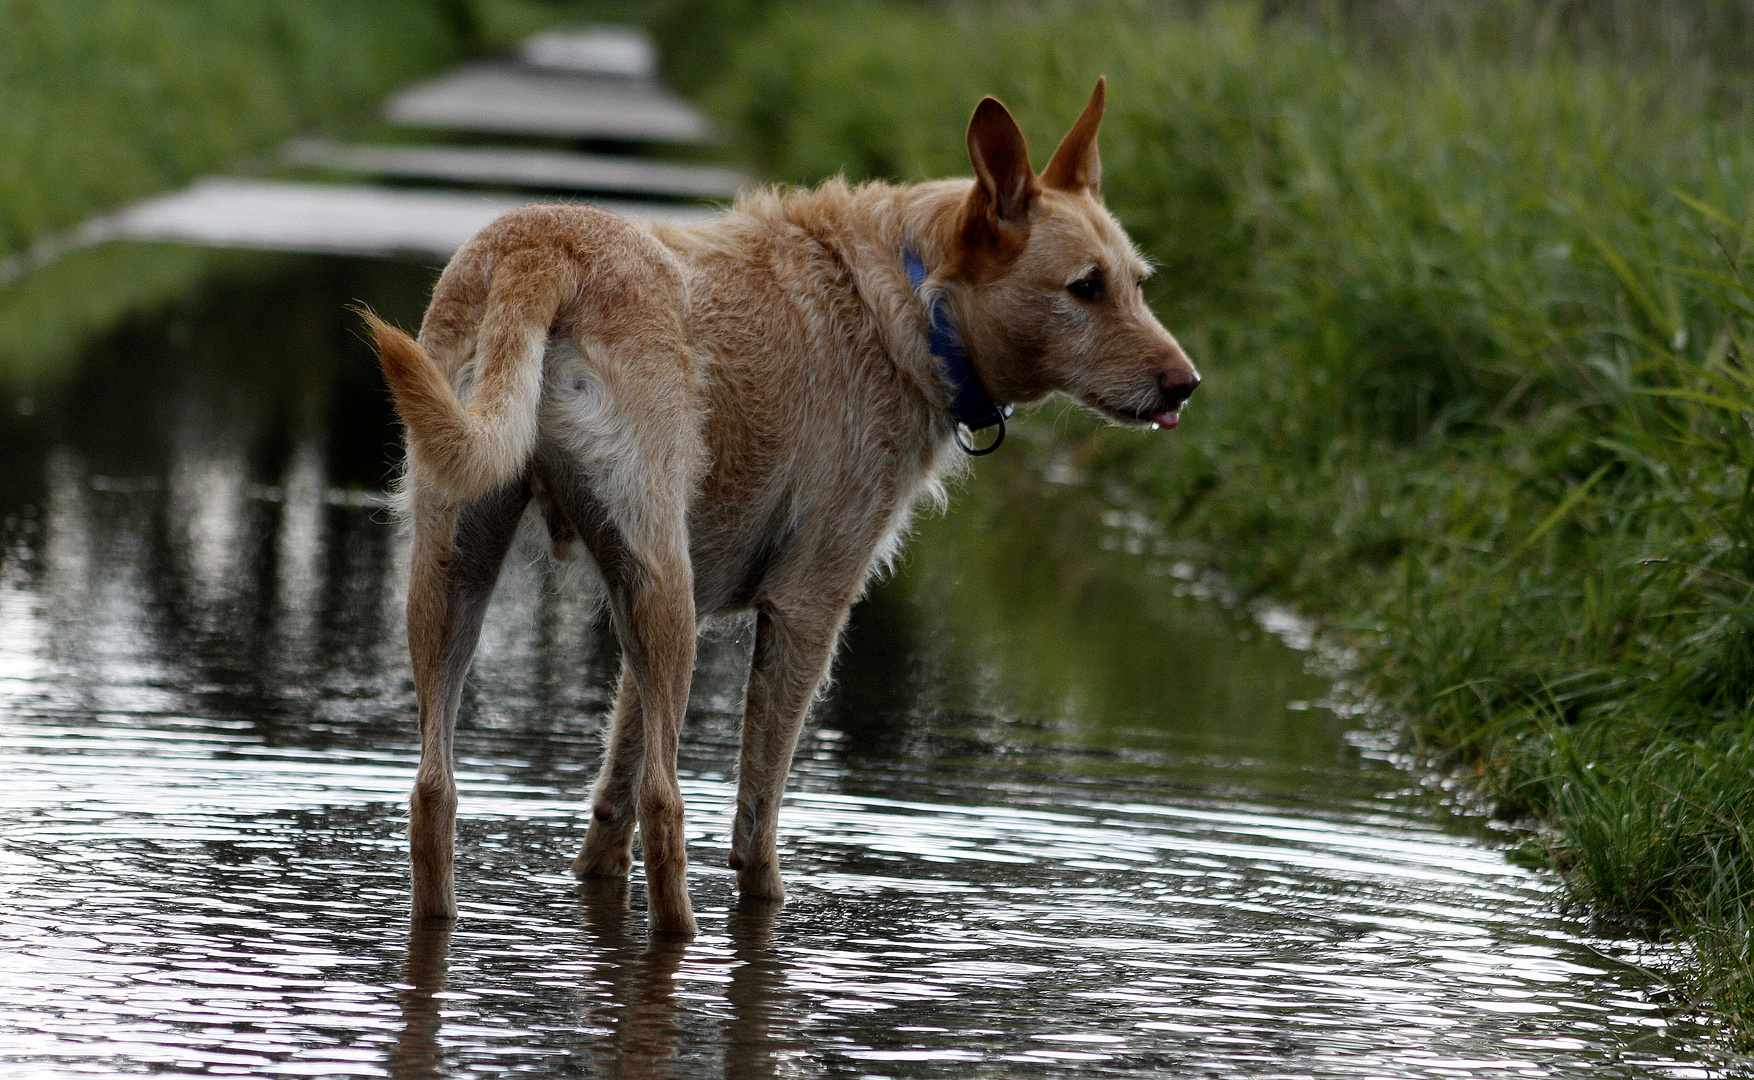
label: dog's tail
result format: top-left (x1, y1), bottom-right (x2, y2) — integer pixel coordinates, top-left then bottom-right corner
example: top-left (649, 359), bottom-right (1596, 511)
top-left (362, 307), bottom-right (546, 502)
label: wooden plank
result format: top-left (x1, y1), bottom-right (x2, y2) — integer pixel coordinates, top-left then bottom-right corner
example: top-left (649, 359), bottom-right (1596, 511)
top-left (384, 63), bottom-right (712, 144)
top-left (519, 27), bottom-right (657, 79)
top-left (283, 138), bottom-right (746, 200)
top-left (81, 178), bottom-right (718, 260)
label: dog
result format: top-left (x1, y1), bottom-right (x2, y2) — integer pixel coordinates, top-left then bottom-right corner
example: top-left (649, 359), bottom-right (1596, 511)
top-left (365, 78), bottom-right (1199, 935)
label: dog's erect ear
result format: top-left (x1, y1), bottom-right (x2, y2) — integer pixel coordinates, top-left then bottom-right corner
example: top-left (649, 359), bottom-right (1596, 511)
top-left (958, 96), bottom-right (1039, 278)
top-left (1041, 77), bottom-right (1105, 194)
top-left (966, 96), bottom-right (1038, 228)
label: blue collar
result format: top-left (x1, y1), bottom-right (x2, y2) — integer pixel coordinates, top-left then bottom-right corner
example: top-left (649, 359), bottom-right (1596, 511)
top-left (903, 245), bottom-right (1011, 455)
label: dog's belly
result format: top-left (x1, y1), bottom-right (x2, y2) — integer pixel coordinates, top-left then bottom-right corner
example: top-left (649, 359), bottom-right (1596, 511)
top-left (683, 460), bottom-right (925, 620)
top-left (685, 490), bottom-right (802, 617)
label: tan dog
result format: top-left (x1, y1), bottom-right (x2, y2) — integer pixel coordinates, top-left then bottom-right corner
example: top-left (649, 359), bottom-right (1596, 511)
top-left (366, 78), bottom-right (1198, 935)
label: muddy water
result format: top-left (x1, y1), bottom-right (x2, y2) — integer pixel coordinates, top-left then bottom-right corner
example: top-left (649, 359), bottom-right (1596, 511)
top-left (0, 253), bottom-right (1741, 1078)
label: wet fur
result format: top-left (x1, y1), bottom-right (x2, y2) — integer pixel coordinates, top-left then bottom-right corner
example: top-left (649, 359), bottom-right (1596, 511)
top-left (369, 80), bottom-right (1199, 935)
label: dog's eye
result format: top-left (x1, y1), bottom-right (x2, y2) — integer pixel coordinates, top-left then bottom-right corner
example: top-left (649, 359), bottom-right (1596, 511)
top-left (1067, 273), bottom-right (1103, 302)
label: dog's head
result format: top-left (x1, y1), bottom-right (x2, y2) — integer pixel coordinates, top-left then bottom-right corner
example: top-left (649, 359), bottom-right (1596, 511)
top-left (943, 79), bottom-right (1199, 429)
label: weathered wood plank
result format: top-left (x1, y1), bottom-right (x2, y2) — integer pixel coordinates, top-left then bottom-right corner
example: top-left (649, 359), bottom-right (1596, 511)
top-left (519, 27), bottom-right (657, 79)
top-left (82, 178), bottom-right (718, 260)
top-left (283, 139), bottom-right (745, 199)
top-left (384, 63), bottom-right (711, 144)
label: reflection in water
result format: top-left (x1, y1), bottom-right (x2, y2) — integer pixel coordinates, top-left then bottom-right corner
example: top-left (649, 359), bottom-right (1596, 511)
top-left (0, 254), bottom-right (1743, 1078)
top-left (392, 923), bottom-right (451, 1080)
top-left (578, 879), bottom-right (691, 1078)
top-left (275, 434), bottom-right (329, 668)
top-left (724, 899), bottom-right (805, 1080)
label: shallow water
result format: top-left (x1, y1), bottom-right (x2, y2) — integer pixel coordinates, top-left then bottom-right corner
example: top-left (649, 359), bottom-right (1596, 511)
top-left (0, 253), bottom-right (1743, 1078)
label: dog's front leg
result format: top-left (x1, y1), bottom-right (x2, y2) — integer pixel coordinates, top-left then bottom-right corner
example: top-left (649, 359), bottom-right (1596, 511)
top-left (405, 480), bottom-right (530, 921)
top-left (573, 662), bottom-right (643, 877)
top-left (731, 599), bottom-right (850, 900)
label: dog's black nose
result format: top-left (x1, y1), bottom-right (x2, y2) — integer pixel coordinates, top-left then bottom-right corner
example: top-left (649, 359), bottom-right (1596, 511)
top-left (1160, 370), bottom-right (1200, 407)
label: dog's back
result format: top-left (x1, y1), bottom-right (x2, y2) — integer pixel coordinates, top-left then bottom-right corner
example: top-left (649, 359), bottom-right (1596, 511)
top-left (378, 182), bottom-right (963, 619)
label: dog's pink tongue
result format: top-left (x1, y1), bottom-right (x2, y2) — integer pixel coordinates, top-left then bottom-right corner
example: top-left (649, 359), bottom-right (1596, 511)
top-left (1149, 409), bottom-right (1182, 430)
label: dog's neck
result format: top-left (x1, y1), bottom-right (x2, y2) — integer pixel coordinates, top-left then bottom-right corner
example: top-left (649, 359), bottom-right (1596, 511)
top-left (885, 179), bottom-right (1058, 448)
top-left (709, 178), bottom-right (1029, 456)
top-left (901, 244), bottom-right (1011, 455)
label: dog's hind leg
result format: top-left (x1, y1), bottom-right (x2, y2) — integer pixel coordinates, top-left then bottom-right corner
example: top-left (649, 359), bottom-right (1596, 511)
top-left (536, 437), bottom-right (699, 937)
top-left (731, 595), bottom-right (855, 900)
top-left (623, 560), bottom-right (699, 936)
top-left (405, 479), bottom-right (531, 921)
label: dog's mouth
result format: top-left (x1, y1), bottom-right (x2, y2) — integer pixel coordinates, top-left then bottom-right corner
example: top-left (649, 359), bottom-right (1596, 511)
top-left (1087, 397), bottom-right (1185, 431)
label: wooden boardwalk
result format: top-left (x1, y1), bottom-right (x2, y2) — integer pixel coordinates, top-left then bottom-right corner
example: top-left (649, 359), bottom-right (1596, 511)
top-left (383, 63), bottom-right (711, 144)
top-left (64, 27), bottom-right (731, 264)
top-left (81, 178), bottom-right (717, 261)
top-left (283, 139), bottom-right (744, 201)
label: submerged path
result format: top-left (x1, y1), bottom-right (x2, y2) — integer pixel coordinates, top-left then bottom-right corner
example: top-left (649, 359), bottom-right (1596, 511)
top-left (0, 254), bottom-right (1741, 1076)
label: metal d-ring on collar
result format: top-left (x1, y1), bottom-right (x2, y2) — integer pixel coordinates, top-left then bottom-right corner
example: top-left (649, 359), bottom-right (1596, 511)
top-left (902, 245), bottom-right (1013, 456)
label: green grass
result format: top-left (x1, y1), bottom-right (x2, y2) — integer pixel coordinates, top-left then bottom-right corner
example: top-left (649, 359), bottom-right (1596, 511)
top-left (0, 0), bottom-right (471, 371)
top-left (0, 0), bottom-right (684, 265)
top-left (0, 0), bottom-right (649, 375)
top-left (0, 0), bottom-right (469, 259)
top-left (653, 0), bottom-right (1754, 1043)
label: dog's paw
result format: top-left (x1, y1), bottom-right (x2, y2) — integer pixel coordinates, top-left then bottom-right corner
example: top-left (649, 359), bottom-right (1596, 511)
top-left (572, 827), bottom-right (635, 878)
top-left (648, 901), bottom-right (698, 939)
top-left (645, 870), bottom-right (697, 937)
top-left (571, 854), bottom-right (631, 878)
top-left (409, 877), bottom-right (459, 922)
top-left (571, 851), bottom-right (632, 878)
top-left (735, 864), bottom-right (786, 902)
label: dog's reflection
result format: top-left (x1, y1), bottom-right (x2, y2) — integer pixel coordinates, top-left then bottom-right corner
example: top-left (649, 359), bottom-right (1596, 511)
top-left (576, 876), bottom-right (689, 1074)
top-left (575, 879), bottom-right (809, 1078)
top-left (723, 897), bottom-right (807, 1078)
top-left (390, 921), bottom-right (452, 1080)
top-left (390, 881), bottom-right (809, 1078)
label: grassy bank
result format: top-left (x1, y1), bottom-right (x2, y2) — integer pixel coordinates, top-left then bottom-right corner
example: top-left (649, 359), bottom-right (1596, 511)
top-left (0, 0), bottom-right (469, 377)
top-left (0, 0), bottom-right (680, 263)
top-left (0, 0), bottom-right (644, 376)
top-left (656, 0), bottom-right (1754, 1041)
top-left (0, 0), bottom-right (462, 260)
